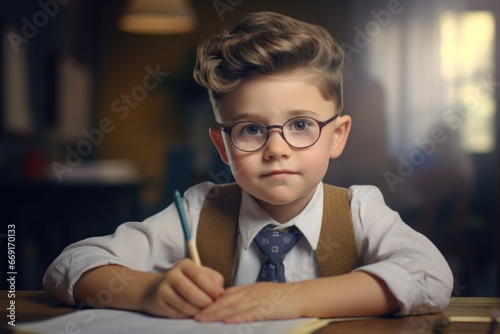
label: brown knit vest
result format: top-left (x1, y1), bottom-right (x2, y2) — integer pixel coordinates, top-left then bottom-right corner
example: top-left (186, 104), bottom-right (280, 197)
top-left (196, 183), bottom-right (359, 288)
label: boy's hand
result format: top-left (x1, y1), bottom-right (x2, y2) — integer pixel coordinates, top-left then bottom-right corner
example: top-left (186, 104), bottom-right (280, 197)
top-left (142, 259), bottom-right (225, 318)
top-left (194, 282), bottom-right (303, 323)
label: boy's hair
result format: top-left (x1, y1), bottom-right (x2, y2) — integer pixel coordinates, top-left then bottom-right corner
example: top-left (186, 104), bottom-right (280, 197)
top-left (193, 11), bottom-right (345, 114)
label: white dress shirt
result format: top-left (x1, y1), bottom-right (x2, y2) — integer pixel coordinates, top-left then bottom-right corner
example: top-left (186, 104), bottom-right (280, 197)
top-left (43, 182), bottom-right (454, 315)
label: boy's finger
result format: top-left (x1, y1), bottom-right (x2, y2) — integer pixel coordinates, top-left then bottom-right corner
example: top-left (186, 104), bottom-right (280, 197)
top-left (160, 283), bottom-right (202, 316)
top-left (203, 271), bottom-right (225, 298)
top-left (195, 293), bottom-right (245, 322)
top-left (181, 264), bottom-right (225, 300)
top-left (169, 274), bottom-right (214, 309)
top-left (143, 281), bottom-right (197, 318)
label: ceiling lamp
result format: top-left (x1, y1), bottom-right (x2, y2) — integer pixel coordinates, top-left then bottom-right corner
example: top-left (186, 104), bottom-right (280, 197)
top-left (119, 0), bottom-right (197, 34)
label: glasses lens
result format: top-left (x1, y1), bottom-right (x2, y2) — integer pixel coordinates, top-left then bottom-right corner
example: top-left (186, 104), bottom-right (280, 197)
top-left (283, 117), bottom-right (320, 148)
top-left (231, 122), bottom-right (267, 151)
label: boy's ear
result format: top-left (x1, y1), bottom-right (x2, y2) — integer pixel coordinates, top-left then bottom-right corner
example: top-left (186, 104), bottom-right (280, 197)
top-left (209, 126), bottom-right (230, 164)
top-left (329, 115), bottom-right (351, 159)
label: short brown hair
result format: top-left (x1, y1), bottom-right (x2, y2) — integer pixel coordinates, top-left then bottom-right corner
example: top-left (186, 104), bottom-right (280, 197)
top-left (193, 11), bottom-right (345, 113)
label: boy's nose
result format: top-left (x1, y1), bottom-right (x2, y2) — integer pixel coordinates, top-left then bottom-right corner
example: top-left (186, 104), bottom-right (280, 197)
top-left (263, 130), bottom-right (291, 159)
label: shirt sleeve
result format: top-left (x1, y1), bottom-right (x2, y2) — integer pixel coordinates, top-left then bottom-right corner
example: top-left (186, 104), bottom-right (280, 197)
top-left (42, 182), bottom-right (213, 306)
top-left (349, 185), bottom-right (454, 315)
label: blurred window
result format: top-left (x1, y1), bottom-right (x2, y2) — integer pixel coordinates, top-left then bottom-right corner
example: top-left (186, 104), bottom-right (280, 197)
top-left (440, 11), bottom-right (496, 153)
top-left (366, 5), bottom-right (496, 155)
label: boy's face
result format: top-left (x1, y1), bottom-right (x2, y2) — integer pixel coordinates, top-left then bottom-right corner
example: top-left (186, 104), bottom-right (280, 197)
top-left (209, 70), bottom-right (351, 222)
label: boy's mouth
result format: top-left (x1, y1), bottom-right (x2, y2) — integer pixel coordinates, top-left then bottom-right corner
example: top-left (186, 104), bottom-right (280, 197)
top-left (261, 170), bottom-right (297, 178)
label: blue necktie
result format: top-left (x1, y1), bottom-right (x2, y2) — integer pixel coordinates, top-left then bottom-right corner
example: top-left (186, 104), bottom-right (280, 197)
top-left (254, 226), bottom-right (302, 283)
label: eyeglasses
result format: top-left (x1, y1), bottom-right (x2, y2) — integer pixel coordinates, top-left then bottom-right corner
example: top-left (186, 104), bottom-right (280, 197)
top-left (216, 114), bottom-right (339, 152)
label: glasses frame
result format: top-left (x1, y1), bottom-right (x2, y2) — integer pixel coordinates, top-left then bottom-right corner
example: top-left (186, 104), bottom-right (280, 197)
top-left (216, 114), bottom-right (340, 152)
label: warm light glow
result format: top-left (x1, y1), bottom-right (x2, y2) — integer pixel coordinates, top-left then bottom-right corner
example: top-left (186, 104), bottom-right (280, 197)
top-left (440, 12), bottom-right (495, 80)
top-left (440, 11), bottom-right (496, 153)
top-left (119, 0), bottom-right (197, 34)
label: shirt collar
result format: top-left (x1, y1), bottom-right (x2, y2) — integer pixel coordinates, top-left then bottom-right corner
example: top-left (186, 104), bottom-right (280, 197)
top-left (238, 183), bottom-right (324, 250)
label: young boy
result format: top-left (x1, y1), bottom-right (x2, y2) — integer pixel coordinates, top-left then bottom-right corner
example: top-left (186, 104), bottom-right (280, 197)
top-left (43, 11), bottom-right (453, 323)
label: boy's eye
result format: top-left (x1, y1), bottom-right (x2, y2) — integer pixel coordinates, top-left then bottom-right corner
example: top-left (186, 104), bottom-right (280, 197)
top-left (240, 123), bottom-right (263, 135)
top-left (288, 119), bottom-right (311, 131)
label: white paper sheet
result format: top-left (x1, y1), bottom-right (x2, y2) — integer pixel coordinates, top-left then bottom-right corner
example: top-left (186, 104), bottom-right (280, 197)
top-left (15, 309), bottom-right (317, 334)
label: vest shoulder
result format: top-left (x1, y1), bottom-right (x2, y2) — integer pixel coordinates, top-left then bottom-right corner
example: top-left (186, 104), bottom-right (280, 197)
top-left (322, 183), bottom-right (348, 192)
top-left (211, 182), bottom-right (241, 196)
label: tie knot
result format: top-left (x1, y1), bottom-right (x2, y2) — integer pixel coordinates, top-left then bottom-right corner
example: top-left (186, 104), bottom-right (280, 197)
top-left (254, 226), bottom-right (302, 264)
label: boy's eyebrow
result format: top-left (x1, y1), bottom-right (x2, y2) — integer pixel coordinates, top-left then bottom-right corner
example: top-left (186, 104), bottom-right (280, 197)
top-left (230, 113), bottom-right (255, 123)
top-left (287, 109), bottom-right (322, 117)
top-left (229, 109), bottom-right (321, 123)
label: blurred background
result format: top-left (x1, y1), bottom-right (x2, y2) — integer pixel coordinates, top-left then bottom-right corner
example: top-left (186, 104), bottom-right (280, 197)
top-left (0, 0), bottom-right (498, 296)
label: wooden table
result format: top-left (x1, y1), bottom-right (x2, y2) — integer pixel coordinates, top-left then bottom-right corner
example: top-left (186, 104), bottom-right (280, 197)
top-left (1, 291), bottom-right (499, 333)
